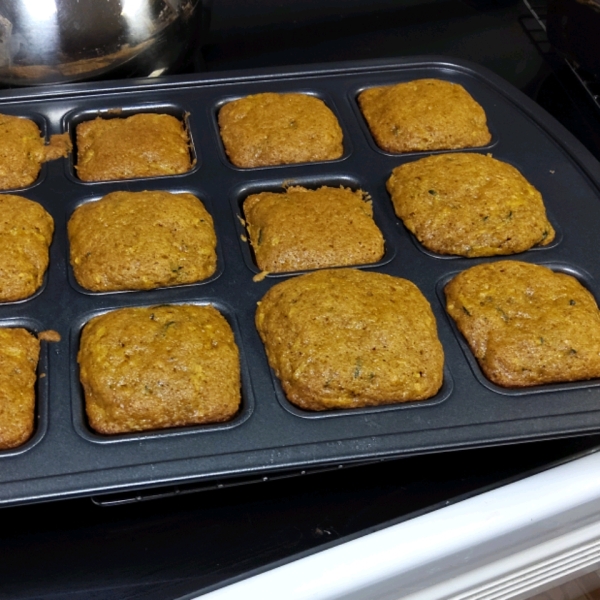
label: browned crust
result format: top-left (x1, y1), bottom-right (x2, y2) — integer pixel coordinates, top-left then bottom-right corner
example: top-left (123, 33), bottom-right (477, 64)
top-left (445, 260), bottom-right (600, 387)
top-left (68, 190), bottom-right (217, 292)
top-left (0, 328), bottom-right (40, 450)
top-left (358, 79), bottom-right (492, 153)
top-left (75, 113), bottom-right (193, 182)
top-left (218, 93), bottom-right (343, 168)
top-left (78, 305), bottom-right (241, 434)
top-left (0, 194), bottom-right (54, 302)
top-left (386, 153), bottom-right (555, 257)
top-left (256, 268), bottom-right (444, 411)
top-left (0, 114), bottom-right (70, 190)
top-left (243, 186), bottom-right (384, 272)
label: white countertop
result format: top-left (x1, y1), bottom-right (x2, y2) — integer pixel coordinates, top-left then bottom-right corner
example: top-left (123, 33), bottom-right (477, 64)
top-left (193, 448), bottom-right (600, 600)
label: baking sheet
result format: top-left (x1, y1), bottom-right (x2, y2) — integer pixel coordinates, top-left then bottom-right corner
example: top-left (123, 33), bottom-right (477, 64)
top-left (2, 56), bottom-right (600, 506)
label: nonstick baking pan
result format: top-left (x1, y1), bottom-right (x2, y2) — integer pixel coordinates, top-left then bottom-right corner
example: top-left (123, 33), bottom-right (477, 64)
top-left (2, 56), bottom-right (600, 507)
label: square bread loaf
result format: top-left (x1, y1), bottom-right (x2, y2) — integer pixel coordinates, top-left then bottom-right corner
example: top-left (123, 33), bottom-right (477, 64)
top-left (0, 194), bottom-right (54, 302)
top-left (0, 113), bottom-right (71, 190)
top-left (75, 113), bottom-right (192, 181)
top-left (358, 79), bottom-right (492, 153)
top-left (445, 260), bottom-right (600, 387)
top-left (78, 305), bottom-right (241, 434)
top-left (0, 328), bottom-right (40, 450)
top-left (243, 186), bottom-right (384, 273)
top-left (386, 153), bottom-right (555, 257)
top-left (256, 268), bottom-right (444, 411)
top-left (218, 93), bottom-right (343, 168)
top-left (68, 190), bottom-right (217, 292)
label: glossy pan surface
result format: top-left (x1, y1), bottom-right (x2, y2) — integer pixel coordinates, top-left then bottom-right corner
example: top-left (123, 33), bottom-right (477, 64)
top-left (1, 56), bottom-right (600, 506)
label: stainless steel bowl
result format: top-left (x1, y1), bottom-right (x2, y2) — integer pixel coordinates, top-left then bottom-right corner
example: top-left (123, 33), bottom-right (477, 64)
top-left (0, 0), bottom-right (204, 86)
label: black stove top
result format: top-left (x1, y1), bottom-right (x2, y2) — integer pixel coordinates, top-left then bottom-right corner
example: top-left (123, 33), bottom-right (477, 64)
top-left (2, 1), bottom-right (600, 598)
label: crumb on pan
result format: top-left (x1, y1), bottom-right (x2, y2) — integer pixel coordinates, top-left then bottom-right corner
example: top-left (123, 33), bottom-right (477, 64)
top-left (38, 330), bottom-right (61, 342)
top-left (253, 270), bottom-right (270, 282)
top-left (44, 133), bottom-right (72, 161)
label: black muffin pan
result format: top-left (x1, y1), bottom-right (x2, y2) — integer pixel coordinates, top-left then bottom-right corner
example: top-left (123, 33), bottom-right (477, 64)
top-left (2, 56), bottom-right (600, 507)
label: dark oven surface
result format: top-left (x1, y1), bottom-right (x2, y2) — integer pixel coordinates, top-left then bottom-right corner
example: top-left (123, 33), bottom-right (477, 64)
top-left (2, 0), bottom-right (600, 598)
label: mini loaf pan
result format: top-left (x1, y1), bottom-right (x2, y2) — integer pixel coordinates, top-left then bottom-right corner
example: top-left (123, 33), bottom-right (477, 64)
top-left (65, 185), bottom-right (225, 296)
top-left (436, 262), bottom-right (600, 397)
top-left (68, 300), bottom-right (255, 444)
top-left (63, 103), bottom-right (201, 183)
top-left (230, 174), bottom-right (397, 277)
top-left (0, 317), bottom-right (49, 458)
top-left (2, 56), bottom-right (600, 506)
top-left (211, 88), bottom-right (353, 170)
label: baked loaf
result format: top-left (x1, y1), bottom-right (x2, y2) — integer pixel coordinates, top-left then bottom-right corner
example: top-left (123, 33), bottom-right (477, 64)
top-left (0, 328), bottom-right (40, 450)
top-left (75, 113), bottom-right (192, 181)
top-left (218, 93), bottom-right (343, 167)
top-left (68, 190), bottom-right (217, 292)
top-left (445, 260), bottom-right (600, 387)
top-left (386, 153), bottom-right (555, 257)
top-left (243, 186), bottom-right (385, 272)
top-left (78, 305), bottom-right (241, 434)
top-left (358, 79), bottom-right (492, 153)
top-left (0, 194), bottom-right (54, 302)
top-left (256, 268), bottom-right (444, 410)
top-left (0, 113), bottom-right (71, 190)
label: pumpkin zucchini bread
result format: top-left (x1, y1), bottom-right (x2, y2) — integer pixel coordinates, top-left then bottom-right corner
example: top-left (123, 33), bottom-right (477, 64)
top-left (445, 260), bottom-right (600, 387)
top-left (256, 268), bottom-right (444, 410)
top-left (78, 304), bottom-right (241, 434)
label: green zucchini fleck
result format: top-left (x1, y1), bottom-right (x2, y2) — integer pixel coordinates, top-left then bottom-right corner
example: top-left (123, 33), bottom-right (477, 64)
top-left (161, 321), bottom-right (177, 336)
top-left (354, 359), bottom-right (362, 379)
